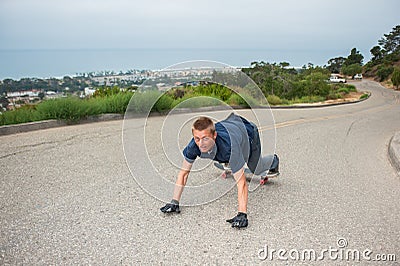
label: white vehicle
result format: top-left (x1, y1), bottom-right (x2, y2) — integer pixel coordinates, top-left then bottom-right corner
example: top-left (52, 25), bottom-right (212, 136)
top-left (329, 75), bottom-right (346, 83)
top-left (353, 73), bottom-right (363, 80)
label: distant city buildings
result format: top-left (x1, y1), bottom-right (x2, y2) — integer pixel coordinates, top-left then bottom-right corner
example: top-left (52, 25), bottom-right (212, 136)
top-left (1, 66), bottom-right (241, 111)
top-left (4, 90), bottom-right (65, 110)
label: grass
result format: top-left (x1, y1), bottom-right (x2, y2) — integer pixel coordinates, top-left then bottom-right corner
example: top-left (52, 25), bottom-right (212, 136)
top-left (0, 92), bottom-right (133, 126)
top-left (0, 83), bottom-right (364, 126)
top-left (360, 93), bottom-right (369, 100)
top-left (0, 105), bottom-right (39, 125)
top-left (288, 95), bottom-right (326, 104)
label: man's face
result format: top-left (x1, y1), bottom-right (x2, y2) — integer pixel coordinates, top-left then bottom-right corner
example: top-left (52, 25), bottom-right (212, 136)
top-left (193, 129), bottom-right (217, 153)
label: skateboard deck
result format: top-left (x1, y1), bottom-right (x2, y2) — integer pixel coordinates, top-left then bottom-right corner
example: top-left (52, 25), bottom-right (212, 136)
top-left (213, 162), bottom-right (279, 185)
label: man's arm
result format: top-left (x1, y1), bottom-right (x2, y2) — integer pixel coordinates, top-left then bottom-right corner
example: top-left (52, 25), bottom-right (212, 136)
top-left (226, 167), bottom-right (249, 228)
top-left (233, 167), bottom-right (248, 213)
top-left (160, 159), bottom-right (192, 213)
top-left (172, 159), bottom-right (193, 202)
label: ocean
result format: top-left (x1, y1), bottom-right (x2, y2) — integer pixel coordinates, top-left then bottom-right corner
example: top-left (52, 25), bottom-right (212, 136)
top-left (0, 48), bottom-right (338, 80)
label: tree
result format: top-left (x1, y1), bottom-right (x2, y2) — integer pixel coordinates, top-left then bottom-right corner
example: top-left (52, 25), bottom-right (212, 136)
top-left (370, 46), bottom-right (383, 61)
top-left (279, 62), bottom-right (290, 68)
top-left (0, 79), bottom-right (14, 94)
top-left (327, 57), bottom-right (346, 73)
top-left (377, 65), bottom-right (394, 81)
top-left (304, 72), bottom-right (330, 97)
top-left (341, 63), bottom-right (363, 77)
top-left (344, 48), bottom-right (364, 66)
top-left (392, 68), bottom-right (400, 90)
top-left (38, 92), bottom-right (45, 100)
top-left (378, 25), bottom-right (400, 54)
top-left (0, 96), bottom-right (9, 109)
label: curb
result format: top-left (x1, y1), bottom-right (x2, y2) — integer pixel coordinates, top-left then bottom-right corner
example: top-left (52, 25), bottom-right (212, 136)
top-left (0, 120), bottom-right (68, 136)
top-left (0, 114), bottom-right (124, 136)
top-left (0, 93), bottom-right (370, 136)
top-left (389, 132), bottom-right (400, 175)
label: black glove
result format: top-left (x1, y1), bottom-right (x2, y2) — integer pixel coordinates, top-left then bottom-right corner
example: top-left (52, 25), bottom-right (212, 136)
top-left (160, 199), bottom-right (180, 213)
top-left (226, 212), bottom-right (248, 228)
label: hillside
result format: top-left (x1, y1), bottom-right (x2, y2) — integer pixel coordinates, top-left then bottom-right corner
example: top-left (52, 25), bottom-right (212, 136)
top-left (362, 25), bottom-right (400, 89)
top-left (363, 54), bottom-right (400, 89)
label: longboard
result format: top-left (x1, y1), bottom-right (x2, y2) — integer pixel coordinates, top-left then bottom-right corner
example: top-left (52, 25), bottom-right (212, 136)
top-left (213, 162), bottom-right (279, 185)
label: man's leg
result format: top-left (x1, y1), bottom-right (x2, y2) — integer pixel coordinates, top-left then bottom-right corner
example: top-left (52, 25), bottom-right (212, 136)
top-left (256, 154), bottom-right (279, 177)
top-left (249, 154), bottom-right (279, 176)
top-left (247, 122), bottom-right (279, 176)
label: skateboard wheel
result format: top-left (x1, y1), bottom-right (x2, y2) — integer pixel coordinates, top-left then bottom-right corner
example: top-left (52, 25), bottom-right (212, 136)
top-left (260, 178), bottom-right (268, 185)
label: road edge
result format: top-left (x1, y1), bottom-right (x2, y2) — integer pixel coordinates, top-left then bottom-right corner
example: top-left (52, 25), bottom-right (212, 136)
top-left (0, 114), bottom-right (124, 136)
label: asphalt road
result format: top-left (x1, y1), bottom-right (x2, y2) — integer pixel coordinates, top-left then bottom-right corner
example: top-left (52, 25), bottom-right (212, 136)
top-left (1, 80), bottom-right (399, 265)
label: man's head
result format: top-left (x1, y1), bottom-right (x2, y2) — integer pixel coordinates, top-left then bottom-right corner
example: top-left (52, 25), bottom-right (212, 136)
top-left (192, 117), bottom-right (217, 153)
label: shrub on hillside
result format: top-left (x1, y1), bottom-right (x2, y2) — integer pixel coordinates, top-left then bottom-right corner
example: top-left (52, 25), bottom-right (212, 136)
top-left (0, 105), bottom-right (38, 125)
top-left (377, 65), bottom-right (394, 81)
top-left (266, 95), bottom-right (283, 105)
top-left (36, 97), bottom-right (90, 123)
top-left (391, 68), bottom-right (400, 90)
top-left (153, 94), bottom-right (174, 112)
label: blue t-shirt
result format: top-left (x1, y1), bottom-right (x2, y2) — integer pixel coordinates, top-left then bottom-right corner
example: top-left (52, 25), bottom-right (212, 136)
top-left (183, 113), bottom-right (254, 173)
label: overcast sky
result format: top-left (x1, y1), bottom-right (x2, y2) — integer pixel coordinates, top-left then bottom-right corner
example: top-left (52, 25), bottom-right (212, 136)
top-left (0, 0), bottom-right (399, 69)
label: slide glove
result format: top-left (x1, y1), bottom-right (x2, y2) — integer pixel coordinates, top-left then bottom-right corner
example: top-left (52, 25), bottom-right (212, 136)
top-left (160, 199), bottom-right (180, 213)
top-left (226, 212), bottom-right (248, 228)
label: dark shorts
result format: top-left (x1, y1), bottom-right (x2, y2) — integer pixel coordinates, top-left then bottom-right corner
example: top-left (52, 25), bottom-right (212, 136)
top-left (247, 122), bottom-right (279, 175)
top-left (247, 122), bottom-right (263, 174)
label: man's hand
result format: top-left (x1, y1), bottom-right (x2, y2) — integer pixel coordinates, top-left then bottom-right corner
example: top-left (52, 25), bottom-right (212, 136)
top-left (160, 199), bottom-right (180, 213)
top-left (226, 212), bottom-right (248, 228)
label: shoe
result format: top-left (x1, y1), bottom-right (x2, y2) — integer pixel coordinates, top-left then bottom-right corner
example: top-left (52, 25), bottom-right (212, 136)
top-left (266, 166), bottom-right (280, 177)
top-left (214, 162), bottom-right (231, 171)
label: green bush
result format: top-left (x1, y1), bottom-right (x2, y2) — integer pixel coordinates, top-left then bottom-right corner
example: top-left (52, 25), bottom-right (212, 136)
top-left (346, 84), bottom-right (357, 92)
top-left (377, 65), bottom-right (394, 81)
top-left (227, 93), bottom-right (245, 106)
top-left (337, 88), bottom-right (350, 94)
top-left (92, 86), bottom-right (121, 97)
top-left (128, 91), bottom-right (161, 113)
top-left (266, 95), bottom-right (283, 105)
top-left (290, 95), bottom-right (325, 104)
top-left (192, 84), bottom-right (232, 101)
top-left (172, 96), bottom-right (223, 109)
top-left (104, 92), bottom-right (132, 114)
top-left (391, 68), bottom-right (400, 89)
top-left (153, 94), bottom-right (174, 112)
top-left (239, 93), bottom-right (259, 107)
top-left (227, 93), bottom-right (259, 107)
top-left (0, 105), bottom-right (39, 125)
top-left (327, 92), bottom-right (341, 100)
top-left (36, 97), bottom-right (89, 123)
top-left (341, 63), bottom-right (363, 77)
top-left (89, 91), bottom-right (133, 114)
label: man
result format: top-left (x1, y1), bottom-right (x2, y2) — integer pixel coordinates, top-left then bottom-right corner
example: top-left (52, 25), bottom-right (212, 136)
top-left (160, 112), bottom-right (279, 228)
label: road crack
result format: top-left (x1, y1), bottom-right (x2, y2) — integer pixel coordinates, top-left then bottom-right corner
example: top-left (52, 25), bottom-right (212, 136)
top-left (345, 120), bottom-right (357, 137)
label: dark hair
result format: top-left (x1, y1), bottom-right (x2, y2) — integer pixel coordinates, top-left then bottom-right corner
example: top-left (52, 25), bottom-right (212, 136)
top-left (192, 117), bottom-right (215, 134)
